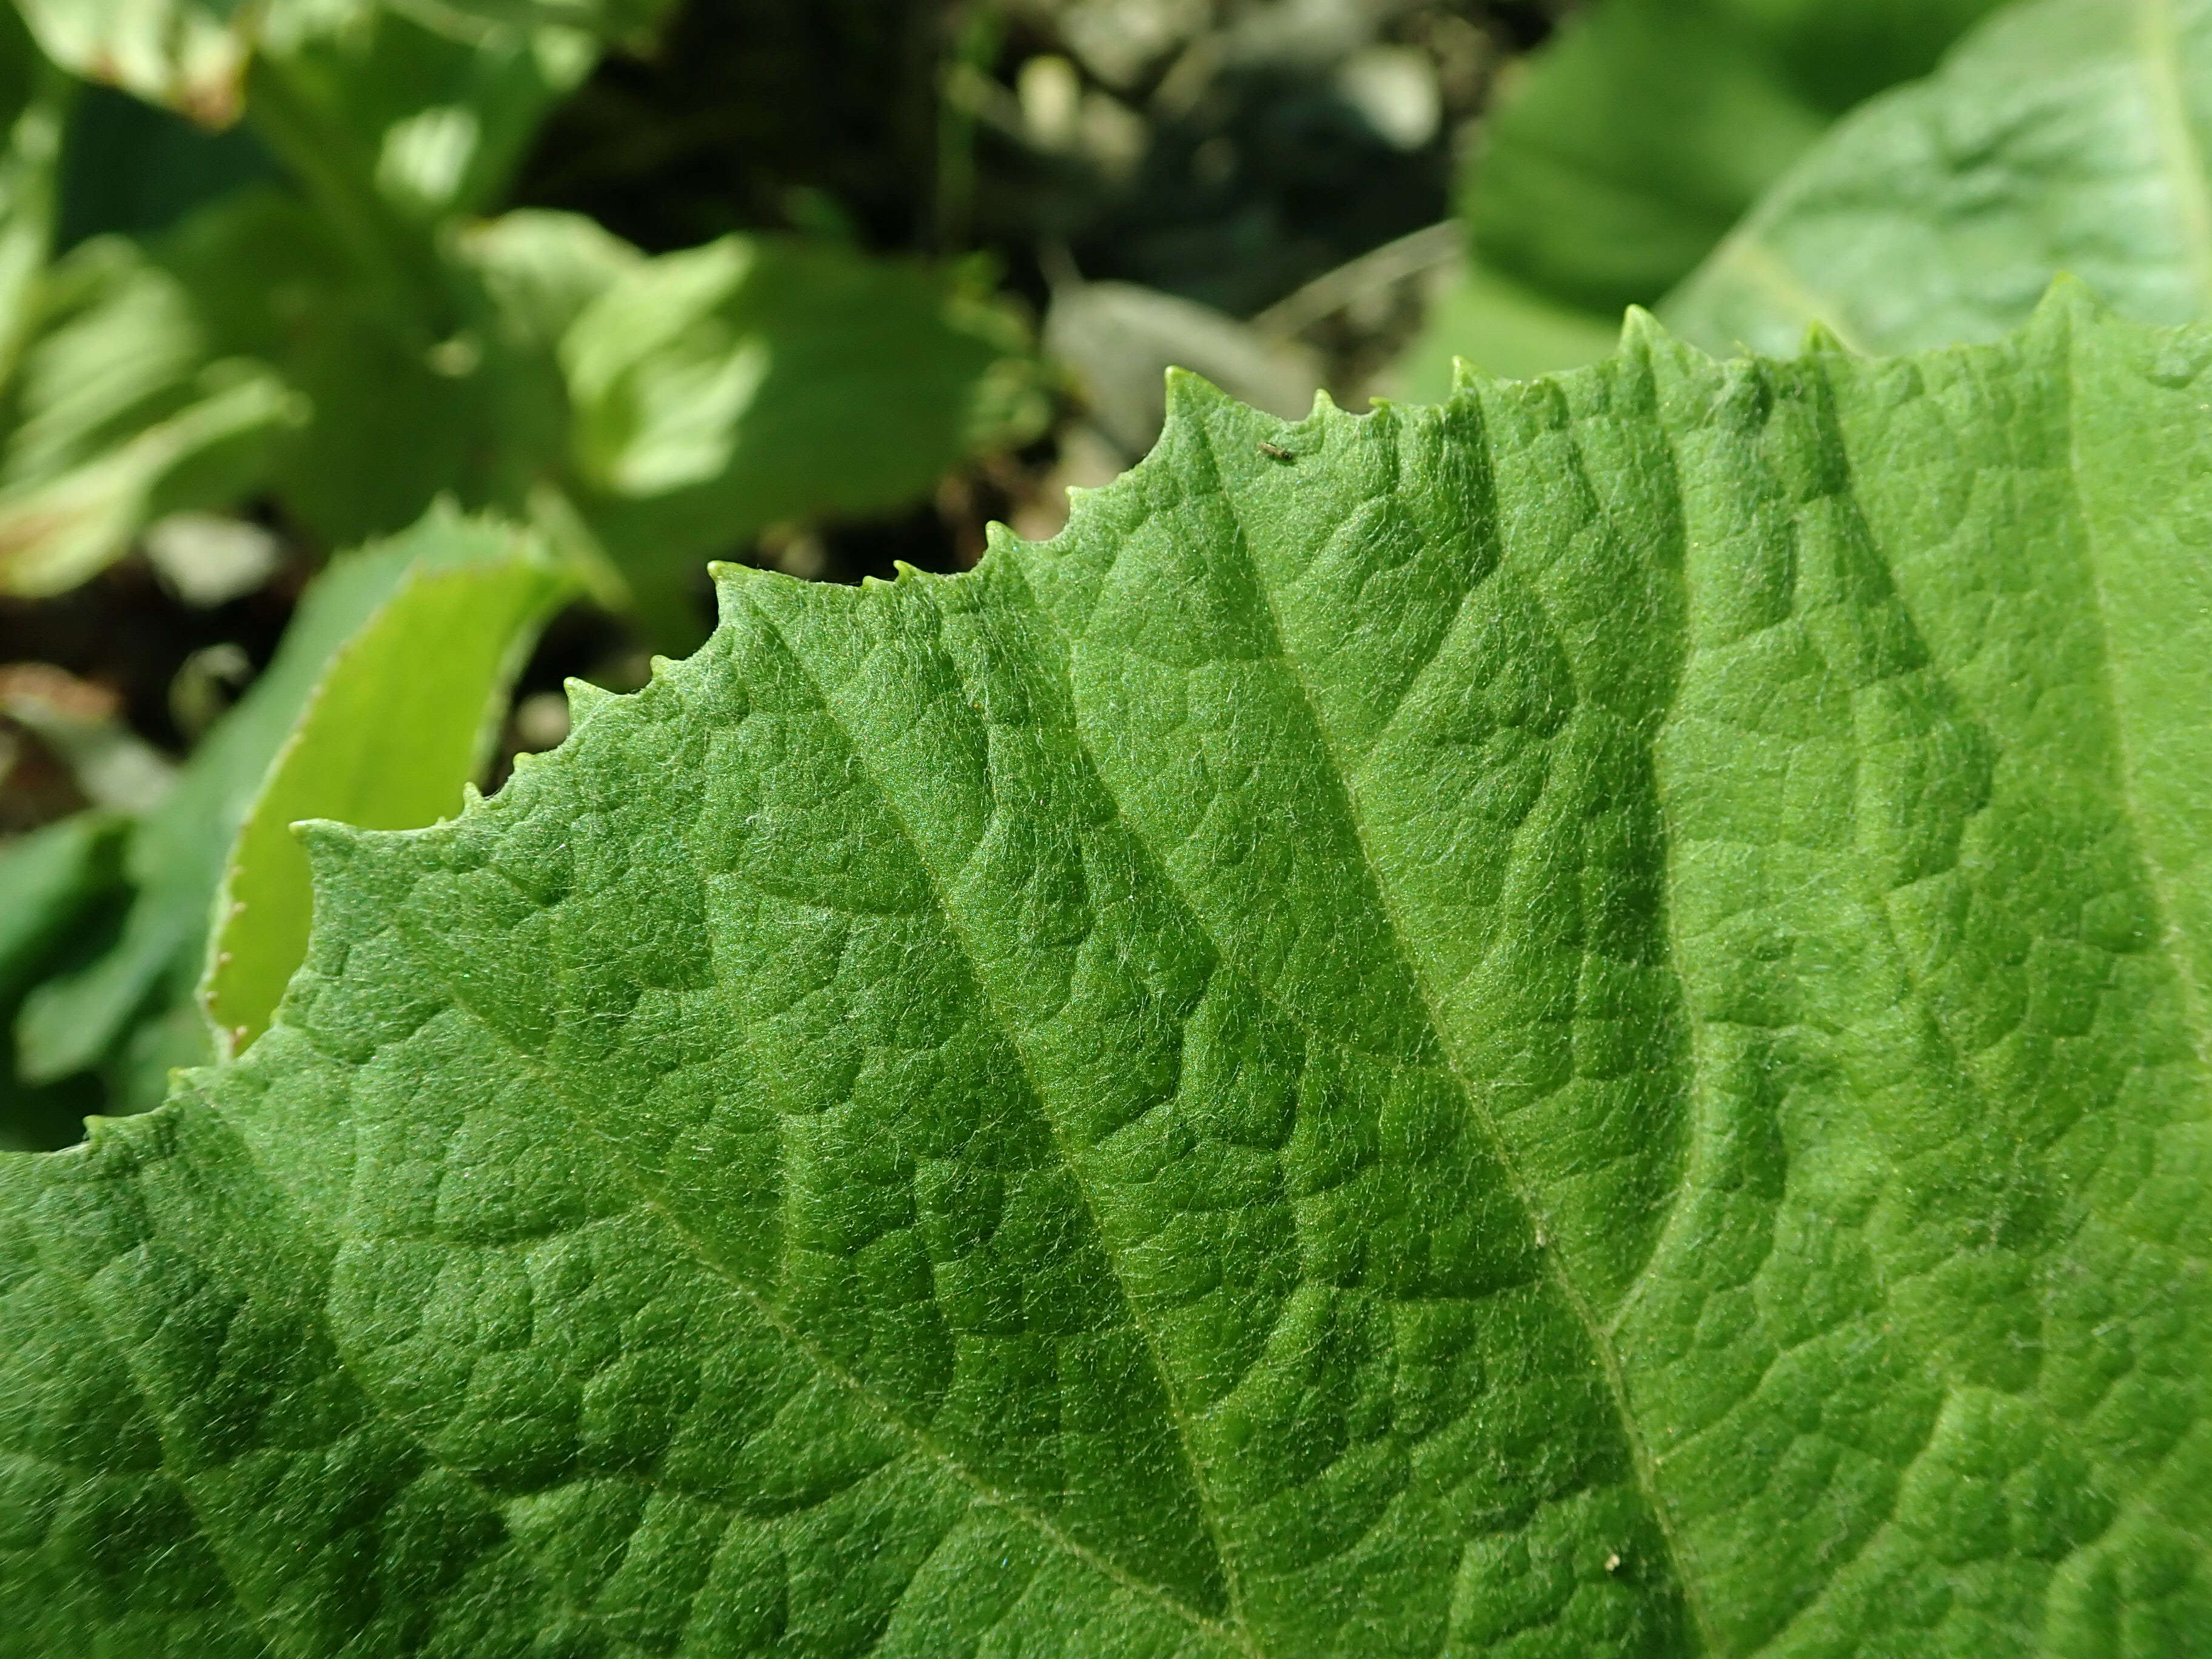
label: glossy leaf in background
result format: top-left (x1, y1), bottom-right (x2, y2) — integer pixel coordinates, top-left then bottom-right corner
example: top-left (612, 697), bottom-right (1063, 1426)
top-left (12, 0), bottom-right (254, 126)
top-left (1665, 0), bottom-right (2212, 360)
top-left (9, 0), bottom-right (675, 128)
top-left (202, 509), bottom-right (574, 1054)
top-left (0, 810), bottom-right (123, 1151)
top-left (1400, 0), bottom-right (2003, 391)
top-left (0, 0), bottom-right (1040, 620)
top-left (567, 235), bottom-right (1048, 642)
top-left (7, 506), bottom-right (565, 1129)
top-left (4, 298), bottom-right (2208, 1654)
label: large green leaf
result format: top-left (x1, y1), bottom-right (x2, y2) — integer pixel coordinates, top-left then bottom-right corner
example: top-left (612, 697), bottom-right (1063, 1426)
top-left (1664, 0), bottom-right (2212, 360)
top-left (4, 293), bottom-right (2208, 1654)
top-left (201, 508), bottom-right (575, 1054)
top-left (1404, 0), bottom-right (2004, 388)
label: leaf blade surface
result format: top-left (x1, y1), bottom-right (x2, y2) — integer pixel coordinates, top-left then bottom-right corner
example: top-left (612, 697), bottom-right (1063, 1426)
top-left (3, 299), bottom-right (2210, 1655)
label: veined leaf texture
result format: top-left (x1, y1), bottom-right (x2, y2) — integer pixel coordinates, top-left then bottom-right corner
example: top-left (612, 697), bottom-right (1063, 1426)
top-left (3, 293), bottom-right (2209, 1657)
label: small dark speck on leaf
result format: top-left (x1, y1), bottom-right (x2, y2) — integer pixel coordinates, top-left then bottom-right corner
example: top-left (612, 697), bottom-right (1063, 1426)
top-left (1258, 441), bottom-right (1295, 461)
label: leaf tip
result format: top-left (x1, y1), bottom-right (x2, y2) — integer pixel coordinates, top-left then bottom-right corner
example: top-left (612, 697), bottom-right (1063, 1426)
top-left (1800, 318), bottom-right (1853, 355)
top-left (2034, 271), bottom-right (2110, 333)
top-left (565, 676), bottom-right (618, 728)
top-left (1164, 366), bottom-right (1235, 417)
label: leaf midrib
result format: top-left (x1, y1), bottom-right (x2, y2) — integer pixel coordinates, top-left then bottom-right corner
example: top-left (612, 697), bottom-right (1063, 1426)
top-left (740, 591), bottom-right (1259, 1651)
top-left (1185, 414), bottom-right (1726, 1657)
top-left (2060, 297), bottom-right (2212, 1079)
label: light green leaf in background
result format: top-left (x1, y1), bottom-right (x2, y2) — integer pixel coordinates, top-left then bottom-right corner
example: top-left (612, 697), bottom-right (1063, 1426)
top-left (248, 0), bottom-right (596, 228)
top-left (1665, 0), bottom-right (2212, 360)
top-left (0, 7), bottom-right (302, 597)
top-left (12, 0), bottom-right (255, 126)
top-left (0, 0), bottom-right (1037, 614)
top-left (0, 7), bottom-right (65, 389)
top-left (9, 0), bottom-right (672, 128)
top-left (203, 508), bottom-right (574, 1054)
top-left (456, 204), bottom-right (638, 349)
top-left (566, 234), bottom-right (1048, 642)
top-left (0, 235), bottom-right (301, 595)
top-left (397, 0), bottom-right (677, 49)
top-left (0, 811), bottom-right (123, 1151)
top-left (12, 506), bottom-right (560, 1107)
top-left (1407, 0), bottom-right (2003, 383)
top-left (4, 292), bottom-right (2209, 1655)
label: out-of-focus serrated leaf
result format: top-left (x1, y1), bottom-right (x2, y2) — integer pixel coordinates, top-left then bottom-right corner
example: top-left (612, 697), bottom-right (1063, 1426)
top-left (15, 518), bottom-right (440, 1086)
top-left (202, 508), bottom-right (574, 1054)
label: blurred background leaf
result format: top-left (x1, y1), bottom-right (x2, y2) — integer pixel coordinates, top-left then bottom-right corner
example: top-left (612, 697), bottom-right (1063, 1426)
top-left (203, 506), bottom-right (575, 1054)
top-left (1397, 0), bottom-right (2006, 390)
top-left (10, 503), bottom-right (569, 1131)
top-left (1664, 0), bottom-right (2212, 357)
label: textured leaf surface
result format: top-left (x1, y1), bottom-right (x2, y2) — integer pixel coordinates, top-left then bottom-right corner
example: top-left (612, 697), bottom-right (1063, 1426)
top-left (1664, 0), bottom-right (2212, 358)
top-left (5, 296), bottom-right (2211, 1657)
top-left (203, 509), bottom-right (575, 1056)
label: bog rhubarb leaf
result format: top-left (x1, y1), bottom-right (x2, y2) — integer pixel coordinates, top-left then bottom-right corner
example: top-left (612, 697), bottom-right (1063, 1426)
top-left (4, 293), bottom-right (2210, 1656)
